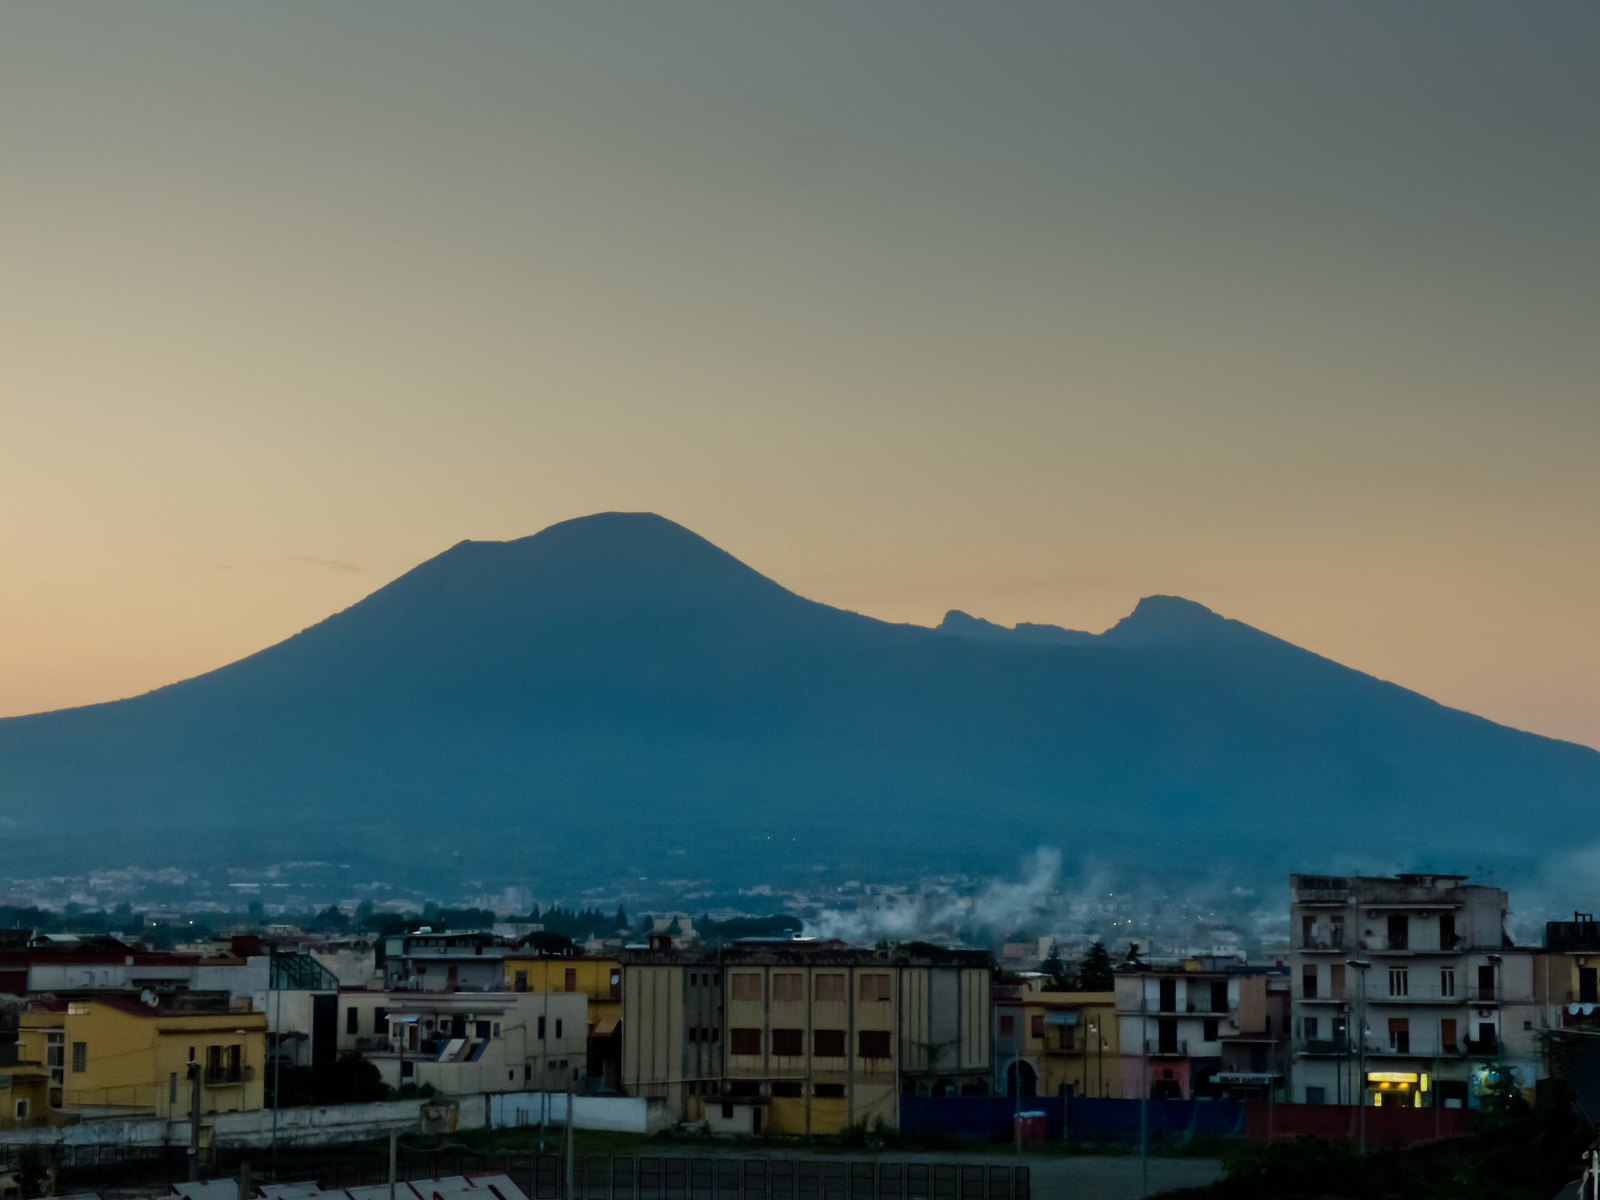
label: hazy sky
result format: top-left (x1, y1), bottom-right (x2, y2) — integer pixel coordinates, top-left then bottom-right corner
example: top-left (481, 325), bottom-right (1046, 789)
top-left (4, 3), bottom-right (1597, 749)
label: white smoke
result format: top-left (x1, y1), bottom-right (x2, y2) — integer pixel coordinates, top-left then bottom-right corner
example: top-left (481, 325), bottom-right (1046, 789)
top-left (802, 846), bottom-right (1062, 945)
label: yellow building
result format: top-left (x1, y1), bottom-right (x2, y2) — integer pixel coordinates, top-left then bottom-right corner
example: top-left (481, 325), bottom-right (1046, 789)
top-left (17, 993), bottom-right (266, 1120)
top-left (501, 954), bottom-right (622, 1089)
top-left (621, 938), bottom-right (992, 1136)
top-left (1016, 984), bottom-right (1119, 1099)
top-left (0, 1052), bottom-right (53, 1130)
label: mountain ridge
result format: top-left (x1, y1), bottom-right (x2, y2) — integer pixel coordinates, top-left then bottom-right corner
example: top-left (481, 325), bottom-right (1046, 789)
top-left (1, 511), bottom-right (1594, 890)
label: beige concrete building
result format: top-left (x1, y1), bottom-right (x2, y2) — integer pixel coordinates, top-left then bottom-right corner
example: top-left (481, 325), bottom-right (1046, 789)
top-left (621, 937), bottom-right (992, 1135)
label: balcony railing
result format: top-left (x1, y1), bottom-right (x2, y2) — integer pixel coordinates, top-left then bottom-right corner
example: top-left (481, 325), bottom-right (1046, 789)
top-left (203, 1065), bottom-right (254, 1086)
top-left (1297, 938), bottom-right (1346, 952)
top-left (1296, 1038), bottom-right (1352, 1056)
top-left (1145, 1040), bottom-right (1188, 1056)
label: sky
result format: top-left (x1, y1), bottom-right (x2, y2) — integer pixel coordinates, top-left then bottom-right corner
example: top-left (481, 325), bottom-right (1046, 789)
top-left (3, 3), bottom-right (1597, 749)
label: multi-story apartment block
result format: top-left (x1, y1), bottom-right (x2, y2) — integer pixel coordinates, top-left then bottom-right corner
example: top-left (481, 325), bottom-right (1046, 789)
top-left (501, 954), bottom-right (624, 1090)
top-left (1115, 958), bottom-right (1290, 1101)
top-left (621, 937), bottom-right (992, 1135)
top-left (1289, 873), bottom-right (1526, 1110)
top-left (382, 930), bottom-right (508, 992)
top-left (364, 990), bottom-right (587, 1096)
top-left (17, 992), bottom-right (267, 1120)
top-left (1535, 912), bottom-right (1600, 1063)
top-left (993, 979), bottom-right (1119, 1100)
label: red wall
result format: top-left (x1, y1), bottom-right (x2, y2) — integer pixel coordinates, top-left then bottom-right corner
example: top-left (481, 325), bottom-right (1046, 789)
top-left (1245, 1102), bottom-right (1471, 1144)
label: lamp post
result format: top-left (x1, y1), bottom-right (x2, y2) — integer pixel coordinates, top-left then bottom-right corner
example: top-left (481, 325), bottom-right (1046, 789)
top-left (1346, 959), bottom-right (1371, 1156)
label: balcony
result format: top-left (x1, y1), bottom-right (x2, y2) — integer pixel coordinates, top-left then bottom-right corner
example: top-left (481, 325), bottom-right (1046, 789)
top-left (1464, 1037), bottom-right (1499, 1056)
top-left (203, 1065), bottom-right (255, 1086)
top-left (1297, 938), bottom-right (1346, 953)
top-left (1296, 1039), bottom-right (1352, 1057)
top-left (1145, 1039), bottom-right (1189, 1057)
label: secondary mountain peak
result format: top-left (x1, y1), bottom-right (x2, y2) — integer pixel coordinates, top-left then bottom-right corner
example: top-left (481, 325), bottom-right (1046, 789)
top-left (1101, 594), bottom-right (1231, 645)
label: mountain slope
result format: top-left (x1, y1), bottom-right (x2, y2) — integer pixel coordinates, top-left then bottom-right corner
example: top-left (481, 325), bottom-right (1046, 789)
top-left (2, 512), bottom-right (1595, 888)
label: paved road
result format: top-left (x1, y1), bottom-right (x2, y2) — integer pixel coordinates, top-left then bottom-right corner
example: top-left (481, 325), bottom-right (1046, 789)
top-left (863, 1151), bottom-right (1223, 1199)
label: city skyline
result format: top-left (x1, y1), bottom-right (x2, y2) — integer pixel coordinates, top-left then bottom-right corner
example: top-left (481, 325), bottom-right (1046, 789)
top-left (4, 3), bottom-right (1597, 750)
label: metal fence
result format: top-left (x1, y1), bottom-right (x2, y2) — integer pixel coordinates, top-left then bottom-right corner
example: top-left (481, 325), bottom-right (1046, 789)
top-left (0, 1145), bottom-right (1031, 1200)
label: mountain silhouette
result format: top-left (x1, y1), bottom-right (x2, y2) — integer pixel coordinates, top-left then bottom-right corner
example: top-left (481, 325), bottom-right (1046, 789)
top-left (3, 512), bottom-right (1595, 890)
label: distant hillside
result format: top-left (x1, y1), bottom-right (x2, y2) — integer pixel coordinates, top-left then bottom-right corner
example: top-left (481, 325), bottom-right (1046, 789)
top-left (2, 512), bottom-right (1595, 890)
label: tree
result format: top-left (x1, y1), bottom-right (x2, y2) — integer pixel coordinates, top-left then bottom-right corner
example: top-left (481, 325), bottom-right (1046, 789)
top-left (1040, 942), bottom-right (1069, 989)
top-left (614, 904), bottom-right (628, 931)
top-left (1075, 941), bottom-right (1115, 991)
top-left (520, 931), bottom-right (580, 957)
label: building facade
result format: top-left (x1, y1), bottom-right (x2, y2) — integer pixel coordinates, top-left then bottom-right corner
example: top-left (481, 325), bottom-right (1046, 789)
top-left (17, 992), bottom-right (266, 1120)
top-left (1115, 958), bottom-right (1289, 1101)
top-left (1289, 872), bottom-right (1523, 1110)
top-left (621, 938), bottom-right (992, 1135)
top-left (993, 981), bottom-right (1119, 1100)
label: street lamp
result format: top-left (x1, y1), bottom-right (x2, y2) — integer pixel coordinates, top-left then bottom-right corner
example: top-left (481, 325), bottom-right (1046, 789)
top-left (1346, 959), bottom-right (1371, 1156)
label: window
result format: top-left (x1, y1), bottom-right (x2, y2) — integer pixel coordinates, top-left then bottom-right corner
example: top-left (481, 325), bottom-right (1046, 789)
top-left (71, 1042), bottom-right (87, 1073)
top-left (772, 1029), bottom-right (804, 1057)
top-left (564, 968), bottom-right (577, 993)
top-left (1388, 968), bottom-right (1408, 997)
top-left (46, 1033), bottom-right (63, 1084)
top-left (537, 1016), bottom-right (546, 1039)
top-left (610, 971), bottom-right (621, 999)
top-left (730, 1028), bottom-right (761, 1055)
top-left (815, 974), bottom-right (846, 1003)
top-left (1441, 1018), bottom-right (1457, 1050)
top-left (1303, 1016), bottom-right (1319, 1039)
top-left (1440, 967), bottom-right (1455, 998)
top-left (169, 1073), bottom-right (177, 1105)
top-left (773, 974), bottom-right (803, 1003)
top-left (814, 1083), bottom-right (845, 1098)
top-left (347, 1007), bottom-right (359, 1034)
top-left (813, 1030), bottom-right (846, 1057)
top-left (14, 1099), bottom-right (27, 1121)
top-left (732, 973), bottom-right (762, 1002)
top-left (1210, 981), bottom-right (1228, 1013)
top-left (1030, 1015), bottom-right (1044, 1038)
top-left (1202, 1019), bottom-right (1219, 1042)
top-left (689, 1027), bottom-right (701, 1043)
top-left (555, 1019), bottom-right (563, 1039)
top-left (476, 1021), bottom-right (491, 1039)
top-left (859, 973), bottom-right (891, 1003)
top-left (772, 1081), bottom-right (803, 1097)
top-left (858, 1031), bottom-right (891, 1059)
top-left (514, 971), bottom-right (528, 992)
top-left (1439, 913), bottom-right (1456, 949)
top-left (1000, 1015), bottom-right (1015, 1036)
top-left (1387, 914), bottom-right (1408, 950)
top-left (1301, 966), bottom-right (1318, 999)
top-left (375, 1007), bottom-right (388, 1035)
top-left (1388, 1017), bottom-right (1409, 1054)
top-left (1305, 1086), bottom-right (1326, 1105)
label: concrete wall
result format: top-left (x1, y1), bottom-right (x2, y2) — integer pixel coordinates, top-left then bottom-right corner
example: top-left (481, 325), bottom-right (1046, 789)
top-left (0, 1090), bottom-right (671, 1152)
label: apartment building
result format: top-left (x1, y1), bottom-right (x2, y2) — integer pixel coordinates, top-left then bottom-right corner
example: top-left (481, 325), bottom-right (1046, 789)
top-left (364, 990), bottom-right (587, 1096)
top-left (620, 937), bottom-right (992, 1135)
top-left (382, 931), bottom-right (509, 992)
top-left (17, 992), bottom-right (266, 1120)
top-left (992, 980), bottom-right (1119, 1100)
top-left (1115, 958), bottom-right (1290, 1101)
top-left (501, 954), bottom-right (623, 1090)
top-left (1289, 872), bottom-right (1525, 1110)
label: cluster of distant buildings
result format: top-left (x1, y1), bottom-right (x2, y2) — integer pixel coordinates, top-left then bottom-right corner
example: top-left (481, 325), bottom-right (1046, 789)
top-left (2, 872), bottom-right (1596, 1141)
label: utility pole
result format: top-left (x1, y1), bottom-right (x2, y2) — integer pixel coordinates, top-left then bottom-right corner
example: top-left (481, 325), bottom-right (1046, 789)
top-left (388, 1128), bottom-right (398, 1200)
top-left (236, 1160), bottom-right (251, 1200)
top-left (1139, 976), bottom-right (1149, 1200)
top-left (1347, 959), bottom-right (1371, 1157)
top-left (188, 1059), bottom-right (203, 1181)
top-left (564, 1084), bottom-right (575, 1200)
top-left (270, 948), bottom-right (281, 1180)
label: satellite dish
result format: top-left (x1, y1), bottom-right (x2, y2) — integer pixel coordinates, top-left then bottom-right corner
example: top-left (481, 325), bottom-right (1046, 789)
top-left (141, 988), bottom-right (158, 1006)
